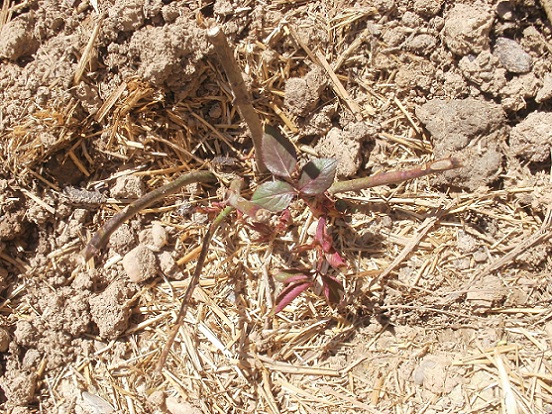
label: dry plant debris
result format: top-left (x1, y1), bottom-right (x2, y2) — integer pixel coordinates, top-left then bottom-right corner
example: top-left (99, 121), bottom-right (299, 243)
top-left (1, 1), bottom-right (552, 413)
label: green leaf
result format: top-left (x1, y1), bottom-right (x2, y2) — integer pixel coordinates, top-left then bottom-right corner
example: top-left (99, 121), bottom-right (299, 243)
top-left (273, 269), bottom-right (311, 283)
top-left (262, 125), bottom-right (297, 179)
top-left (252, 181), bottom-right (295, 212)
top-left (298, 158), bottom-right (337, 195)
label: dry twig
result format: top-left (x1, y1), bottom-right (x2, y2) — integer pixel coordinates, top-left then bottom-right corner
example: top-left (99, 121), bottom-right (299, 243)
top-left (82, 170), bottom-right (217, 261)
top-left (207, 26), bottom-right (267, 172)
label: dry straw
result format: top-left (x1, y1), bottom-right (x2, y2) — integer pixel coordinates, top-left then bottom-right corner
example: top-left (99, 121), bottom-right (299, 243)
top-left (1, 3), bottom-right (551, 414)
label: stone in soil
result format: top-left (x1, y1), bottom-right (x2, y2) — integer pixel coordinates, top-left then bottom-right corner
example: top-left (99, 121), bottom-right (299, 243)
top-left (122, 244), bottom-right (159, 283)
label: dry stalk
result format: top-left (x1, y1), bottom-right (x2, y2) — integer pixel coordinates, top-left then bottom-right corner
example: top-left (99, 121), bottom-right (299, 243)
top-left (314, 50), bottom-right (363, 121)
top-left (82, 170), bottom-right (217, 261)
top-left (156, 205), bottom-right (234, 373)
top-left (0, 0), bottom-right (13, 29)
top-left (207, 26), bottom-right (267, 172)
top-left (328, 157), bottom-right (461, 195)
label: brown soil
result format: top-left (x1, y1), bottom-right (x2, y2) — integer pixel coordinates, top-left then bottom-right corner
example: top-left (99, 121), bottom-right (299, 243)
top-left (1, 0), bottom-right (552, 413)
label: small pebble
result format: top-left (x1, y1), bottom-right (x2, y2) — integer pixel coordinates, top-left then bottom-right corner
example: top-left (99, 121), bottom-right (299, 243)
top-left (473, 251), bottom-right (488, 263)
top-left (158, 251), bottom-right (177, 276)
top-left (493, 37), bottom-right (532, 73)
top-left (147, 390), bottom-right (166, 409)
top-left (165, 396), bottom-right (202, 414)
top-left (122, 245), bottom-right (158, 283)
top-left (139, 223), bottom-right (168, 251)
top-left (496, 0), bottom-right (515, 20)
top-left (151, 223), bottom-right (168, 249)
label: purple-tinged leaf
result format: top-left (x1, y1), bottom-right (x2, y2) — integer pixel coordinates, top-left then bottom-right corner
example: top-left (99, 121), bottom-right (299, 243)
top-left (298, 158), bottom-right (337, 195)
top-left (272, 281), bottom-right (312, 315)
top-left (252, 181), bottom-right (296, 212)
top-left (325, 250), bottom-right (347, 270)
top-left (314, 217), bottom-right (332, 252)
top-left (314, 218), bottom-right (347, 269)
top-left (275, 209), bottom-right (292, 233)
top-left (262, 125), bottom-right (297, 178)
top-left (322, 275), bottom-right (344, 305)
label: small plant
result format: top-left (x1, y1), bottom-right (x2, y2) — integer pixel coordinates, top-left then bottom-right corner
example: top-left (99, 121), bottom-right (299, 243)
top-left (225, 126), bottom-right (346, 314)
top-left (224, 127), bottom-right (460, 314)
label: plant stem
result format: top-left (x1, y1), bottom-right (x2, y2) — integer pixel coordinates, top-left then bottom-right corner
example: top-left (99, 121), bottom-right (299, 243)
top-left (328, 157), bottom-right (461, 195)
top-left (156, 205), bottom-right (234, 373)
top-left (82, 170), bottom-right (217, 261)
top-left (207, 26), bottom-right (267, 172)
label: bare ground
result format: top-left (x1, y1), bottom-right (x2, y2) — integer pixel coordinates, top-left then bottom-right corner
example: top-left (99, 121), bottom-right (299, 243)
top-left (1, 0), bottom-right (552, 413)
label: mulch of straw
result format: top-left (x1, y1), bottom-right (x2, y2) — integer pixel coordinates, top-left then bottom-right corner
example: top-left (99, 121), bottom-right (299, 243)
top-left (1, 2), bottom-right (552, 414)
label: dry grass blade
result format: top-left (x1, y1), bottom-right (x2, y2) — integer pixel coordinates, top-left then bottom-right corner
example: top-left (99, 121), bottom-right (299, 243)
top-left (73, 13), bottom-right (104, 85)
top-left (314, 50), bottom-right (363, 121)
top-left (378, 201), bottom-right (451, 279)
top-left (471, 208), bottom-right (552, 283)
top-left (0, 0), bottom-right (13, 29)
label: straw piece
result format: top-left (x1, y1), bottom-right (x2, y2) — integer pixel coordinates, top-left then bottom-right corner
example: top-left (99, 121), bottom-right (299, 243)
top-left (0, 251), bottom-right (29, 274)
top-left (333, 26), bottom-right (375, 71)
top-left (0, 0), bottom-right (13, 29)
top-left (284, 24), bottom-right (319, 66)
top-left (73, 14), bottom-right (104, 85)
top-left (255, 354), bottom-right (340, 376)
top-left (394, 96), bottom-right (422, 135)
top-left (314, 50), bottom-right (363, 122)
top-left (471, 208), bottom-right (552, 283)
top-left (495, 351), bottom-right (519, 414)
top-left (176, 245), bottom-right (202, 266)
top-left (156, 206), bottom-right (234, 373)
top-left (260, 370), bottom-right (280, 414)
top-left (321, 386), bottom-right (382, 412)
top-left (95, 81), bottom-right (128, 122)
top-left (20, 188), bottom-right (56, 215)
top-left (68, 150), bottom-right (90, 177)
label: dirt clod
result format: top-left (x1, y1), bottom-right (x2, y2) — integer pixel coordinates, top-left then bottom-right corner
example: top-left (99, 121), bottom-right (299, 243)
top-left (0, 327), bottom-right (10, 353)
top-left (139, 223), bottom-right (168, 252)
top-left (89, 279), bottom-right (135, 339)
top-left (315, 122), bottom-right (374, 178)
top-left (110, 175), bottom-right (146, 199)
top-left (109, 223), bottom-right (137, 256)
top-left (0, 372), bottom-right (37, 407)
top-left (510, 111), bottom-right (552, 163)
top-left (443, 4), bottom-right (493, 55)
top-left (0, 16), bottom-right (39, 61)
top-left (416, 98), bottom-right (507, 190)
top-left (284, 66), bottom-right (327, 117)
top-left (166, 397), bottom-right (202, 414)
